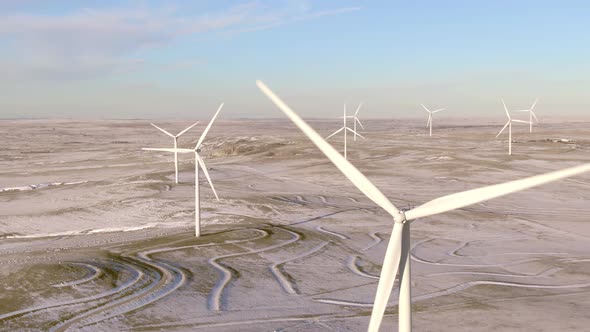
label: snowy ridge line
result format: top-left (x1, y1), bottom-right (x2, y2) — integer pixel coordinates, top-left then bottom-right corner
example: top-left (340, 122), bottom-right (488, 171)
top-left (362, 231), bottom-right (382, 251)
top-left (52, 262), bottom-right (102, 288)
top-left (426, 267), bottom-right (562, 278)
top-left (0, 181), bottom-right (88, 192)
top-left (315, 226), bottom-right (349, 240)
top-left (314, 279), bottom-right (590, 308)
top-left (345, 256), bottom-right (378, 280)
top-left (208, 228), bottom-right (301, 311)
top-left (4, 222), bottom-right (186, 239)
top-left (270, 241), bottom-right (329, 295)
top-left (0, 260), bottom-right (143, 321)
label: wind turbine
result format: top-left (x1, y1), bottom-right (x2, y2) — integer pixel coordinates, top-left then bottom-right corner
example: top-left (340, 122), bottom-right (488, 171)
top-left (326, 104), bottom-right (364, 159)
top-left (346, 103), bottom-right (365, 141)
top-left (143, 103), bottom-right (224, 237)
top-left (516, 98), bottom-right (539, 133)
top-left (421, 104), bottom-right (445, 137)
top-left (256, 80), bottom-right (590, 332)
top-left (149, 121), bottom-right (199, 183)
top-left (496, 99), bottom-right (531, 155)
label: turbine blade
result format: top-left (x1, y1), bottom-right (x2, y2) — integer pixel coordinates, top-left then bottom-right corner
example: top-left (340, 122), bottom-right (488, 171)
top-left (196, 103), bottom-right (224, 149)
top-left (196, 154), bottom-right (219, 201)
top-left (502, 99), bottom-right (511, 120)
top-left (326, 127), bottom-right (344, 139)
top-left (420, 104), bottom-right (430, 113)
top-left (530, 98), bottom-right (538, 111)
top-left (531, 110), bottom-right (539, 122)
top-left (404, 163), bottom-right (590, 221)
top-left (346, 127), bottom-right (365, 139)
top-left (256, 80), bottom-right (401, 217)
top-left (496, 121), bottom-right (510, 137)
top-left (432, 108), bottom-right (445, 113)
top-left (142, 148), bottom-right (194, 153)
top-left (512, 119), bottom-right (531, 124)
top-left (354, 103), bottom-right (362, 116)
top-left (150, 123), bottom-right (175, 138)
top-left (356, 118), bottom-right (365, 130)
top-left (176, 121), bottom-right (199, 137)
top-left (367, 222), bottom-right (404, 332)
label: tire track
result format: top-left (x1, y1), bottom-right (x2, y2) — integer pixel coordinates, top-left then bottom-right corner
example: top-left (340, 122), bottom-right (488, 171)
top-left (52, 262), bottom-right (102, 288)
top-left (270, 242), bottom-right (329, 294)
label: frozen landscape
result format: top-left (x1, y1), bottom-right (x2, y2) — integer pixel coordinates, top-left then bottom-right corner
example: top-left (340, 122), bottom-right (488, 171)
top-left (1, 118), bottom-right (589, 331)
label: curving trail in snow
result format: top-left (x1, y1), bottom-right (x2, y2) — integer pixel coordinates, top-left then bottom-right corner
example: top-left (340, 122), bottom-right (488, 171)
top-left (52, 262), bottom-right (102, 288)
top-left (315, 226), bottom-right (348, 240)
top-left (362, 231), bottom-right (382, 251)
top-left (270, 242), bottom-right (329, 295)
top-left (345, 255), bottom-right (378, 280)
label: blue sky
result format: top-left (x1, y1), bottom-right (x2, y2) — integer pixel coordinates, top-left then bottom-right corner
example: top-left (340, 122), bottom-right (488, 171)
top-left (0, 0), bottom-right (589, 119)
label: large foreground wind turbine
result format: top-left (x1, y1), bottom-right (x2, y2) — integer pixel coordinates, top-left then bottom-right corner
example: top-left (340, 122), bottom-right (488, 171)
top-left (517, 98), bottom-right (539, 133)
top-left (149, 121), bottom-right (199, 183)
top-left (256, 80), bottom-right (590, 332)
top-left (143, 103), bottom-right (223, 237)
top-left (346, 103), bottom-right (365, 141)
top-left (497, 99), bottom-right (531, 155)
top-left (326, 104), bottom-right (364, 159)
top-left (421, 104), bottom-right (445, 137)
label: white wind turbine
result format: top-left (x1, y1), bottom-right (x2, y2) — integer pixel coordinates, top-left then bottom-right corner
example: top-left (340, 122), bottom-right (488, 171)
top-left (421, 104), bottom-right (445, 137)
top-left (256, 80), bottom-right (590, 332)
top-left (516, 98), bottom-right (539, 133)
top-left (143, 103), bottom-right (223, 237)
top-left (149, 121), bottom-right (199, 183)
top-left (326, 104), bottom-right (364, 159)
top-left (496, 99), bottom-right (531, 155)
top-left (346, 103), bottom-right (365, 141)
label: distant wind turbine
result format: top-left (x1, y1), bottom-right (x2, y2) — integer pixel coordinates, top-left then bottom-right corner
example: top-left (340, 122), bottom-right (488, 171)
top-left (149, 122), bottom-right (199, 183)
top-left (421, 104), bottom-right (445, 137)
top-left (497, 99), bottom-right (531, 155)
top-left (143, 103), bottom-right (223, 237)
top-left (346, 103), bottom-right (365, 141)
top-left (326, 104), bottom-right (364, 159)
top-left (516, 98), bottom-right (539, 133)
top-left (256, 79), bottom-right (590, 332)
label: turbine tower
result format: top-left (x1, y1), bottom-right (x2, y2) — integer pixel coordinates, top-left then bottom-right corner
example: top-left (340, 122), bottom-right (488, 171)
top-left (497, 99), bottom-right (531, 155)
top-left (143, 103), bottom-right (223, 237)
top-left (517, 98), bottom-right (539, 133)
top-left (421, 104), bottom-right (445, 137)
top-left (346, 103), bottom-right (365, 141)
top-left (149, 122), bottom-right (199, 183)
top-left (326, 104), bottom-right (364, 159)
top-left (256, 80), bottom-right (590, 332)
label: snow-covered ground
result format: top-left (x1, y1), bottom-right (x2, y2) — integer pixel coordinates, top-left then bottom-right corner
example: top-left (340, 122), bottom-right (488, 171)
top-left (0, 118), bottom-right (589, 331)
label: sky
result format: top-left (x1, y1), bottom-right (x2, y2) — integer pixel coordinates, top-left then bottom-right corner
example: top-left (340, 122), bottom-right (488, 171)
top-left (0, 0), bottom-right (589, 119)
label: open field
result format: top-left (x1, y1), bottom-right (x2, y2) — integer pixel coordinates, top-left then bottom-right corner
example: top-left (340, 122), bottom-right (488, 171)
top-left (1, 118), bottom-right (589, 331)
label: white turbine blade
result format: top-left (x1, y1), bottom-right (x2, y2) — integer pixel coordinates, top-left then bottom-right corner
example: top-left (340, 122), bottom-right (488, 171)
top-left (326, 127), bottom-right (344, 139)
top-left (142, 148), bottom-right (194, 153)
top-left (256, 80), bottom-right (401, 217)
top-left (512, 119), bottom-right (531, 124)
top-left (354, 103), bottom-right (363, 116)
top-left (346, 127), bottom-right (365, 139)
top-left (196, 154), bottom-right (219, 201)
top-left (531, 110), bottom-right (539, 122)
top-left (496, 120), bottom-right (510, 137)
top-left (405, 163), bottom-right (590, 221)
top-left (516, 109), bottom-right (530, 112)
top-left (196, 103), bottom-right (224, 149)
top-left (502, 99), bottom-right (511, 120)
top-left (432, 108), bottom-right (445, 113)
top-left (176, 122), bottom-right (199, 137)
top-left (367, 222), bottom-right (404, 332)
top-left (530, 98), bottom-right (538, 111)
top-left (356, 117), bottom-right (365, 130)
top-left (150, 123), bottom-right (175, 138)
top-left (420, 104), bottom-right (431, 113)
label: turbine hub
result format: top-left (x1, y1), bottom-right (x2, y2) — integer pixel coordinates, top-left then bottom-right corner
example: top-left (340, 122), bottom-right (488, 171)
top-left (393, 210), bottom-right (407, 224)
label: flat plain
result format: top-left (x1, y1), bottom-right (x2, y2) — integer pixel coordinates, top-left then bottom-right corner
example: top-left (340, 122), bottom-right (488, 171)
top-left (1, 118), bottom-right (589, 331)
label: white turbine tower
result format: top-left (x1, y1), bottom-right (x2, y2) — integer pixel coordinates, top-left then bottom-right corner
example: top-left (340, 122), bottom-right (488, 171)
top-left (517, 98), bottom-right (539, 133)
top-left (143, 103), bottom-right (223, 237)
top-left (421, 104), bottom-right (445, 137)
top-left (496, 99), bottom-right (531, 155)
top-left (149, 122), bottom-right (199, 183)
top-left (326, 104), bottom-right (364, 159)
top-left (346, 103), bottom-right (365, 141)
top-left (256, 80), bottom-right (590, 332)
